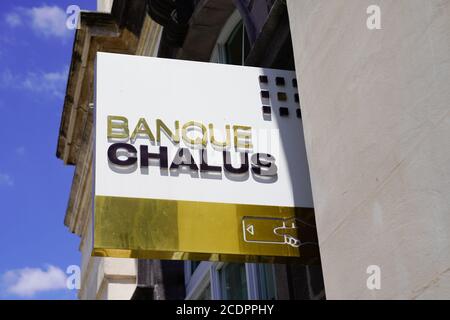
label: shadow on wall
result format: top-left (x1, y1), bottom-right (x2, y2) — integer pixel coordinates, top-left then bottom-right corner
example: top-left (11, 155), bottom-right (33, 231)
top-left (245, 8), bottom-right (326, 299)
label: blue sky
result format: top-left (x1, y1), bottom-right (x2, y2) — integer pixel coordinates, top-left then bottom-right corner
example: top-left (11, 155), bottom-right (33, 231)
top-left (0, 1), bottom-right (96, 299)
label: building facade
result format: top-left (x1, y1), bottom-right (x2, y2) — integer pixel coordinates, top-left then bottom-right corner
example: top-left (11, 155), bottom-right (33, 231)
top-left (56, 0), bottom-right (450, 299)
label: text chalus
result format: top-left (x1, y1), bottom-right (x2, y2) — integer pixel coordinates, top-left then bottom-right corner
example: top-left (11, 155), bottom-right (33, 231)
top-left (106, 115), bottom-right (278, 180)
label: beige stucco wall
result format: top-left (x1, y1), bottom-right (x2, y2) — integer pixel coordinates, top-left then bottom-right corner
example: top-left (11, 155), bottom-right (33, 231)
top-left (287, 0), bottom-right (450, 299)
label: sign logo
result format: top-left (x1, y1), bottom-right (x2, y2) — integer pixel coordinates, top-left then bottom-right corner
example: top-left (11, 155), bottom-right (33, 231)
top-left (242, 217), bottom-right (301, 248)
top-left (106, 116), bottom-right (279, 182)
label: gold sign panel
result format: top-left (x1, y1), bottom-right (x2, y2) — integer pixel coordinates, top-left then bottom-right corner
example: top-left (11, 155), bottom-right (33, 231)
top-left (93, 196), bottom-right (319, 263)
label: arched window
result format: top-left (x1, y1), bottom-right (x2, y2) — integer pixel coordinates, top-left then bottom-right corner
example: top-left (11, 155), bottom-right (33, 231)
top-left (210, 10), bottom-right (250, 65)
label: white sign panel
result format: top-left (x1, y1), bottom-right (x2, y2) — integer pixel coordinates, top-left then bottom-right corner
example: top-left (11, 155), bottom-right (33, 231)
top-left (95, 52), bottom-right (313, 208)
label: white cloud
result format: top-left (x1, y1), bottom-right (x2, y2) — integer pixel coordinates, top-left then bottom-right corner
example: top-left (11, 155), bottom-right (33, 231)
top-left (5, 5), bottom-right (70, 39)
top-left (0, 67), bottom-right (68, 99)
top-left (0, 173), bottom-right (14, 187)
top-left (5, 12), bottom-right (22, 27)
top-left (27, 5), bottom-right (69, 38)
top-left (1, 265), bottom-right (67, 297)
top-left (16, 146), bottom-right (26, 156)
top-left (0, 69), bottom-right (16, 87)
top-left (22, 68), bottom-right (68, 98)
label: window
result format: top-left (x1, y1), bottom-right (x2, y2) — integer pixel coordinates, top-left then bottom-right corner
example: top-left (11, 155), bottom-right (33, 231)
top-left (256, 264), bottom-right (277, 300)
top-left (219, 263), bottom-right (248, 300)
top-left (190, 261), bottom-right (201, 275)
top-left (198, 283), bottom-right (212, 300)
top-left (184, 262), bottom-right (212, 300)
top-left (223, 21), bottom-right (250, 65)
top-left (210, 10), bottom-right (250, 65)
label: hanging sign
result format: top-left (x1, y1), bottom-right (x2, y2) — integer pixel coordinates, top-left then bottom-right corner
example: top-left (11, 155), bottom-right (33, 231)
top-left (93, 52), bottom-right (317, 263)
